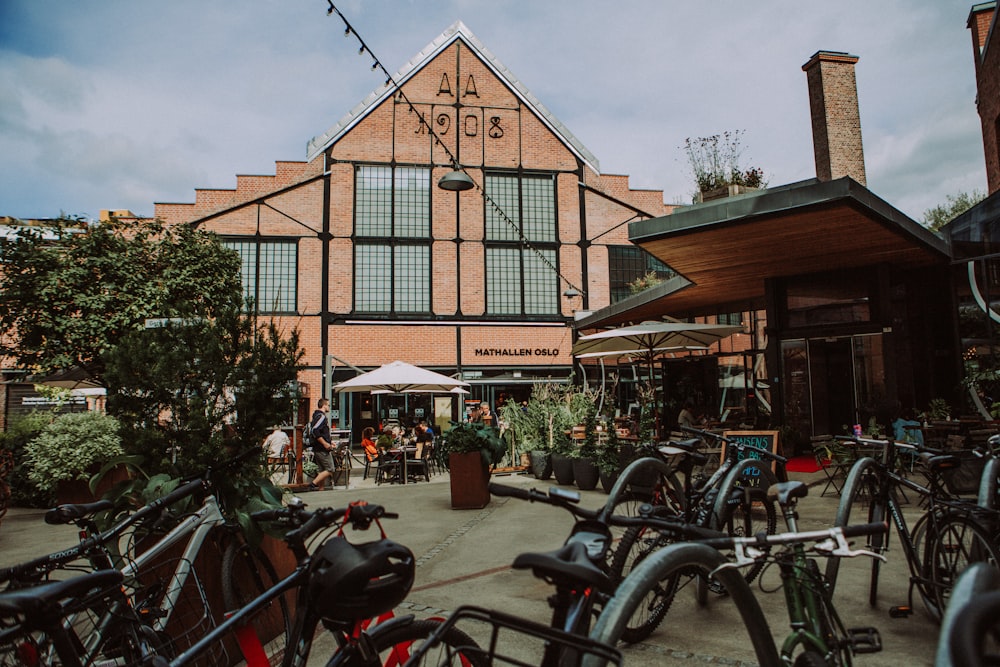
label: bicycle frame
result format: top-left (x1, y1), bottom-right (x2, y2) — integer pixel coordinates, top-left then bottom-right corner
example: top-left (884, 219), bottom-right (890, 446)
top-left (118, 493), bottom-right (226, 633)
top-left (777, 548), bottom-right (849, 665)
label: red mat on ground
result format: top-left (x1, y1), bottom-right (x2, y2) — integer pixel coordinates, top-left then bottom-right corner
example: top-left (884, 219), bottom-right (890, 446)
top-left (784, 455), bottom-right (823, 474)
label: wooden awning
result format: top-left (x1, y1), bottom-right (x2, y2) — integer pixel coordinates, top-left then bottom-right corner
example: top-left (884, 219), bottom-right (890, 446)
top-left (575, 177), bottom-right (952, 330)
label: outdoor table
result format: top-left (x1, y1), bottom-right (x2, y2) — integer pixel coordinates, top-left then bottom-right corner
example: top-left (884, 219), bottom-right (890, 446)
top-left (388, 446), bottom-right (418, 484)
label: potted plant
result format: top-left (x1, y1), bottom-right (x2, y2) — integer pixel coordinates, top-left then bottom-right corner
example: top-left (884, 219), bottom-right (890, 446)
top-left (597, 420), bottom-right (622, 493)
top-left (301, 459), bottom-right (320, 485)
top-left (24, 411), bottom-right (127, 504)
top-left (571, 403), bottom-right (601, 491)
top-left (440, 421), bottom-right (506, 509)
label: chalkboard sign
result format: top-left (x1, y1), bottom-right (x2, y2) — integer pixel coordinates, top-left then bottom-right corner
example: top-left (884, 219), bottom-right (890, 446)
top-left (722, 430), bottom-right (779, 486)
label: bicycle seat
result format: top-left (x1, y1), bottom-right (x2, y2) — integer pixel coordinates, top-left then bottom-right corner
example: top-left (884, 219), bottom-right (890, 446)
top-left (766, 481), bottom-right (808, 506)
top-left (0, 570), bottom-right (123, 616)
top-left (512, 536), bottom-right (614, 593)
top-left (45, 499), bottom-right (114, 525)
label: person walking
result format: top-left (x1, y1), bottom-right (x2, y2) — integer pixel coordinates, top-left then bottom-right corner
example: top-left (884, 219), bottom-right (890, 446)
top-left (308, 398), bottom-right (335, 491)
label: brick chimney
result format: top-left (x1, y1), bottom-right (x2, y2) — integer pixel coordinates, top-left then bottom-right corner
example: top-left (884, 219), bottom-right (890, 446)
top-left (802, 51), bottom-right (867, 186)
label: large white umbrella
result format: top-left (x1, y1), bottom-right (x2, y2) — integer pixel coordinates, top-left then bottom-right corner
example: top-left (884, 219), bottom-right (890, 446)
top-left (571, 319), bottom-right (743, 362)
top-left (334, 360), bottom-right (470, 394)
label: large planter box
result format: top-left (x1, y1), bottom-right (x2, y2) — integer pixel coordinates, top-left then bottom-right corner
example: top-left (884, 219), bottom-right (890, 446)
top-left (448, 452), bottom-right (490, 510)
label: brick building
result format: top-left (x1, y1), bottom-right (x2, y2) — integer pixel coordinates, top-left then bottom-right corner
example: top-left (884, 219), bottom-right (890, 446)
top-left (154, 22), bottom-right (677, 434)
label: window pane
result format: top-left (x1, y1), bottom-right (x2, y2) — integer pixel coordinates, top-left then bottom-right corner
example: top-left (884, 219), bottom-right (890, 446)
top-left (522, 175), bottom-right (555, 243)
top-left (222, 239), bottom-right (297, 313)
top-left (356, 166), bottom-right (393, 237)
top-left (393, 245), bottom-right (430, 312)
top-left (394, 167), bottom-right (429, 237)
top-left (608, 245), bottom-right (673, 304)
top-left (485, 173), bottom-right (520, 242)
top-left (486, 247), bottom-right (522, 314)
top-left (523, 248), bottom-right (558, 314)
top-left (356, 244), bottom-right (392, 312)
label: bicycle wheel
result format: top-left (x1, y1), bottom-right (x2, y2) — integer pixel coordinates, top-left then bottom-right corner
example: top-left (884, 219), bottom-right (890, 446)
top-left (221, 539), bottom-right (292, 660)
top-left (935, 562), bottom-right (1000, 667)
top-left (358, 618), bottom-right (485, 667)
top-left (921, 512), bottom-right (1000, 622)
top-left (978, 458), bottom-right (1000, 511)
top-left (712, 485), bottom-right (777, 593)
top-left (708, 460), bottom-right (779, 594)
top-left (826, 456), bottom-right (880, 597)
top-left (591, 542), bottom-right (780, 667)
top-left (606, 522), bottom-right (677, 643)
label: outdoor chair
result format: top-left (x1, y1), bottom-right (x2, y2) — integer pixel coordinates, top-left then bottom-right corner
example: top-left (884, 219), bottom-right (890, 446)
top-left (406, 445), bottom-right (431, 483)
top-left (374, 453), bottom-right (400, 485)
top-left (811, 435), bottom-right (853, 497)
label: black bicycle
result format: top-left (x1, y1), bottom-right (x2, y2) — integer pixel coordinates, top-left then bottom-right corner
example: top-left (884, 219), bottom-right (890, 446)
top-left (829, 435), bottom-right (1000, 621)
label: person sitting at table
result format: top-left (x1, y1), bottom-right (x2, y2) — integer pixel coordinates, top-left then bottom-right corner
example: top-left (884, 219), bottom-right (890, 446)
top-left (892, 408), bottom-right (924, 446)
top-left (414, 422), bottom-right (433, 459)
top-left (361, 426), bottom-right (379, 462)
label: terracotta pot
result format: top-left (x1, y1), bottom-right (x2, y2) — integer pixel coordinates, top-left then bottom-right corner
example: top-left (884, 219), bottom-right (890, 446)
top-left (449, 452), bottom-right (490, 509)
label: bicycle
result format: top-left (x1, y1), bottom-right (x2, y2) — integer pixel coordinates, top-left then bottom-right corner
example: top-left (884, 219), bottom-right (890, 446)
top-left (0, 498), bottom-right (482, 667)
top-left (829, 435), bottom-right (1000, 621)
top-left (934, 562), bottom-right (1000, 667)
top-left (486, 481), bottom-right (765, 665)
top-left (591, 480), bottom-right (887, 667)
top-left (2, 452), bottom-right (292, 666)
top-left (603, 427), bottom-right (783, 636)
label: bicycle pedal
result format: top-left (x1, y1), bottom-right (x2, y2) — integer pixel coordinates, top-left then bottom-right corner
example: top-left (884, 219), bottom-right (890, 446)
top-left (888, 605), bottom-right (913, 618)
top-left (846, 627), bottom-right (883, 654)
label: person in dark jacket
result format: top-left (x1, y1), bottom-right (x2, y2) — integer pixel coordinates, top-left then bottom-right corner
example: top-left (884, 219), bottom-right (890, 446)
top-left (308, 398), bottom-right (335, 491)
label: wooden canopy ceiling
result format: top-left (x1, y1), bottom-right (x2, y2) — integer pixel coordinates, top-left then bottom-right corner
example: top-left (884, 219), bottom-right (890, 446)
top-left (576, 178), bottom-right (951, 329)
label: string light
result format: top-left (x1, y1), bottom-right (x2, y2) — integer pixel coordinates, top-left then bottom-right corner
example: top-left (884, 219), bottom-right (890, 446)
top-left (324, 2), bottom-right (584, 297)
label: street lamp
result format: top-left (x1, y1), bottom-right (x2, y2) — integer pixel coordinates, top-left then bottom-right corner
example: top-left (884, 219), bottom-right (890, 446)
top-left (437, 167), bottom-right (474, 192)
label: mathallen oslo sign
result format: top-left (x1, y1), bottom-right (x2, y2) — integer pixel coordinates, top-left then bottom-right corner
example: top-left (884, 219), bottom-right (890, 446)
top-left (473, 348), bottom-right (560, 357)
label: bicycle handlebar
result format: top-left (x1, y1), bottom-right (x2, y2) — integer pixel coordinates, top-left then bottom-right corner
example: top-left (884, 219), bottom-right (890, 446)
top-left (251, 501), bottom-right (398, 547)
top-left (488, 482), bottom-right (724, 541)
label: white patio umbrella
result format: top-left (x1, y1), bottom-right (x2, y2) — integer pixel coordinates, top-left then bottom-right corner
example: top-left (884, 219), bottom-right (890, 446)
top-left (571, 319), bottom-right (743, 364)
top-left (334, 360), bottom-right (470, 394)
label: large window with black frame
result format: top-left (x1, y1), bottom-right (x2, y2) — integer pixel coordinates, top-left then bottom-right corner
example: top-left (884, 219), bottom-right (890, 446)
top-left (353, 165), bottom-right (431, 314)
top-left (223, 238), bottom-right (298, 313)
top-left (608, 246), bottom-right (674, 304)
top-left (484, 171), bottom-right (559, 316)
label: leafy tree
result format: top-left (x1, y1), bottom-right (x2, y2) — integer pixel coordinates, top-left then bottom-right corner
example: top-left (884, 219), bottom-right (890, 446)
top-left (922, 190), bottom-right (986, 231)
top-left (0, 217), bottom-right (243, 383)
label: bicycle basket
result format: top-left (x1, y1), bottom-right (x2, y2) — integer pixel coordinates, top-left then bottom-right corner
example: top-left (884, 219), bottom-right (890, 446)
top-left (402, 605), bottom-right (622, 667)
top-left (941, 451), bottom-right (986, 496)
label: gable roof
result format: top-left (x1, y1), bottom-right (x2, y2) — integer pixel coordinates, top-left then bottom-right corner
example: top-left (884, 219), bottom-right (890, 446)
top-left (305, 20), bottom-right (600, 173)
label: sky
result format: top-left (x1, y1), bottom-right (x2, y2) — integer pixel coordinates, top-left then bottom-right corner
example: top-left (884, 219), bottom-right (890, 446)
top-left (0, 0), bottom-right (990, 223)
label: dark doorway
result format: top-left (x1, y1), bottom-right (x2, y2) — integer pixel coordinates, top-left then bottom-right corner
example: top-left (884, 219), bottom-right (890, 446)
top-left (808, 338), bottom-right (855, 435)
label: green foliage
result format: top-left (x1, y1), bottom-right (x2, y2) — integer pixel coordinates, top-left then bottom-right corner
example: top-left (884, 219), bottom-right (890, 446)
top-left (102, 307), bottom-right (302, 487)
top-left (0, 411), bottom-right (59, 507)
top-left (301, 459), bottom-right (320, 478)
top-left (922, 190), bottom-right (986, 232)
top-left (925, 398), bottom-right (951, 421)
top-left (683, 130), bottom-right (768, 195)
top-left (441, 421), bottom-right (506, 467)
top-left (0, 217), bottom-right (244, 383)
top-left (24, 412), bottom-right (123, 492)
top-left (628, 270), bottom-right (664, 295)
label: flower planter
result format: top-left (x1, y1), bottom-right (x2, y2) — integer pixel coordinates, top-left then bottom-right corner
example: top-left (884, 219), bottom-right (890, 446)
top-left (54, 465), bottom-right (131, 506)
top-left (599, 469), bottom-right (619, 494)
top-left (551, 453), bottom-right (575, 486)
top-left (449, 452), bottom-right (491, 510)
top-left (572, 457), bottom-right (600, 491)
top-left (530, 450), bottom-right (552, 480)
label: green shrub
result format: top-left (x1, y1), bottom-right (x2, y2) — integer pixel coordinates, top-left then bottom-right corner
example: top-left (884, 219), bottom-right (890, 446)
top-left (25, 412), bottom-right (123, 492)
top-left (0, 411), bottom-right (59, 507)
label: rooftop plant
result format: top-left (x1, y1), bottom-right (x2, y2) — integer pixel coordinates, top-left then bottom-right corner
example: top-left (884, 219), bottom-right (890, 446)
top-left (683, 130), bottom-right (768, 195)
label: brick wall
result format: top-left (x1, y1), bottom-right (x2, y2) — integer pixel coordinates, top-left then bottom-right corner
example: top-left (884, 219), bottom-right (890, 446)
top-left (969, 4), bottom-right (1000, 194)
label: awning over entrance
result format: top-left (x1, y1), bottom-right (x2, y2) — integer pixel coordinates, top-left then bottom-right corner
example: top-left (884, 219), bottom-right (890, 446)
top-left (575, 177), bottom-right (952, 329)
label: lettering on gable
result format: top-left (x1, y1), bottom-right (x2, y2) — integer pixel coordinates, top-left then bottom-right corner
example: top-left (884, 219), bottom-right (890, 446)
top-left (438, 73), bottom-right (452, 97)
top-left (436, 113), bottom-right (451, 135)
top-left (464, 114), bottom-right (478, 137)
top-left (463, 74), bottom-right (479, 98)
